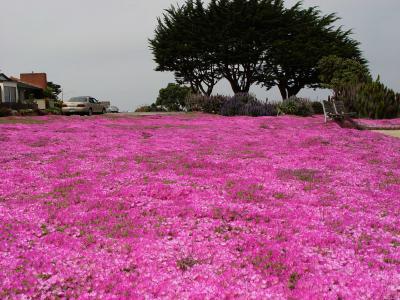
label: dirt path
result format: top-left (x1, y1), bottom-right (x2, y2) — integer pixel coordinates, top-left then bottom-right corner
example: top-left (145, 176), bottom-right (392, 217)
top-left (374, 130), bottom-right (400, 138)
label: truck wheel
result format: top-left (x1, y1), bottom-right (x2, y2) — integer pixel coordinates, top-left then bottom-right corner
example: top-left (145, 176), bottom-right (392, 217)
top-left (88, 109), bottom-right (93, 116)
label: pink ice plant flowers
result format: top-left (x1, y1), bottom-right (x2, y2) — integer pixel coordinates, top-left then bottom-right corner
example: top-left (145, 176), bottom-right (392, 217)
top-left (0, 114), bottom-right (399, 299)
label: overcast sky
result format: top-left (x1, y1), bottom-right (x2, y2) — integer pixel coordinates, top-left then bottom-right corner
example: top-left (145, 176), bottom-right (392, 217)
top-left (1, 0), bottom-right (399, 111)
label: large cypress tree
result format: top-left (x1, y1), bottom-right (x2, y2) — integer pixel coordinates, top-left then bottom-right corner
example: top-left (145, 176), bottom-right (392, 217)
top-left (149, 0), bottom-right (366, 98)
top-left (257, 4), bottom-right (366, 99)
top-left (207, 0), bottom-right (285, 94)
top-left (149, 0), bottom-right (221, 96)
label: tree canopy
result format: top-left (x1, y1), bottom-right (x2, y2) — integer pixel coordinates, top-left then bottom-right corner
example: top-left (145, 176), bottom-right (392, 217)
top-left (149, 0), bottom-right (366, 99)
top-left (44, 82), bottom-right (62, 100)
top-left (155, 83), bottom-right (191, 111)
top-left (150, 1), bottom-right (221, 96)
top-left (318, 55), bottom-right (371, 94)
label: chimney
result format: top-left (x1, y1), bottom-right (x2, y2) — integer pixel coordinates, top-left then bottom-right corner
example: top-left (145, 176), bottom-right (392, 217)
top-left (20, 72), bottom-right (48, 90)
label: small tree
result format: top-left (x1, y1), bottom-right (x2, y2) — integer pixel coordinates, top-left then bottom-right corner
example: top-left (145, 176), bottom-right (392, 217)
top-left (318, 57), bottom-right (399, 119)
top-left (44, 82), bottom-right (62, 100)
top-left (318, 55), bottom-right (371, 97)
top-left (156, 83), bottom-right (191, 111)
top-left (336, 78), bottom-right (400, 119)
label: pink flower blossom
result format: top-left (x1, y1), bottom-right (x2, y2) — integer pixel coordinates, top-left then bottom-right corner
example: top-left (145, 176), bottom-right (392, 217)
top-left (0, 114), bottom-right (399, 299)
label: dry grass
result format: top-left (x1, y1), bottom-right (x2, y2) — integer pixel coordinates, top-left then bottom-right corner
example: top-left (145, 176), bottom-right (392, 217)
top-left (0, 117), bottom-right (46, 124)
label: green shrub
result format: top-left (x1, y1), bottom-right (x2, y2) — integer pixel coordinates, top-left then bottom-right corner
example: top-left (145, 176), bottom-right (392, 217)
top-left (220, 93), bottom-right (277, 117)
top-left (186, 94), bottom-right (228, 114)
top-left (185, 94), bottom-right (208, 112)
top-left (295, 99), bottom-right (314, 117)
top-left (278, 97), bottom-right (314, 117)
top-left (54, 100), bottom-right (63, 109)
top-left (278, 99), bottom-right (298, 115)
top-left (155, 83), bottom-right (191, 111)
top-left (18, 109), bottom-right (36, 116)
top-left (135, 104), bottom-right (167, 113)
top-left (0, 107), bottom-right (12, 117)
top-left (0, 101), bottom-right (37, 110)
top-left (220, 93), bottom-right (257, 116)
top-left (311, 101), bottom-right (324, 115)
top-left (45, 108), bottom-right (62, 115)
top-left (220, 96), bottom-right (244, 116)
top-left (318, 55), bottom-right (371, 93)
top-left (203, 95), bottom-right (227, 114)
top-left (340, 79), bottom-right (400, 119)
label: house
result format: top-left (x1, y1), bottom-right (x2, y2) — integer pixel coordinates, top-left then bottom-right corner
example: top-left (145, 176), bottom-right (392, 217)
top-left (0, 72), bottom-right (47, 108)
top-left (0, 73), bottom-right (18, 103)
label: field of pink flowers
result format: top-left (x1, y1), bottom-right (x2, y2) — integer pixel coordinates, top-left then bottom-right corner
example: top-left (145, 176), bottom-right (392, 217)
top-left (0, 114), bottom-right (399, 299)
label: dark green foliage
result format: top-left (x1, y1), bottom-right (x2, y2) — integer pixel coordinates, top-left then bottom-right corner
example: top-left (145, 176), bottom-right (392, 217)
top-left (311, 101), bottom-right (324, 115)
top-left (288, 272), bottom-right (301, 290)
top-left (318, 56), bottom-right (399, 119)
top-left (0, 101), bottom-right (38, 111)
top-left (45, 108), bottom-right (62, 115)
top-left (135, 104), bottom-right (167, 113)
top-left (40, 224), bottom-right (49, 237)
top-left (0, 106), bottom-right (12, 117)
top-left (339, 79), bottom-right (400, 119)
top-left (53, 99), bottom-right (63, 110)
top-left (318, 55), bottom-right (371, 95)
top-left (220, 93), bottom-right (277, 117)
top-left (278, 99), bottom-right (297, 115)
top-left (186, 94), bottom-right (228, 114)
top-left (203, 95), bottom-right (227, 114)
top-left (176, 256), bottom-right (198, 271)
top-left (295, 99), bottom-right (314, 117)
top-left (44, 82), bottom-right (62, 100)
top-left (155, 83), bottom-right (191, 111)
top-left (149, 1), bottom-right (221, 96)
top-left (208, 0), bottom-right (286, 94)
top-left (18, 109), bottom-right (37, 116)
top-left (278, 97), bottom-right (314, 117)
top-left (259, 5), bottom-right (366, 99)
top-left (150, 0), bottom-right (365, 98)
top-left (185, 94), bottom-right (208, 112)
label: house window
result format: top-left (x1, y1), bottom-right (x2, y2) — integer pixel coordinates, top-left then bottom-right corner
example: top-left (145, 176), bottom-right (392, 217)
top-left (4, 86), bottom-right (17, 102)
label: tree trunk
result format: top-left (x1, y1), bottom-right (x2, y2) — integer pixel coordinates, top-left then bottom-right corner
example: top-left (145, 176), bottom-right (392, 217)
top-left (228, 80), bottom-right (251, 94)
top-left (278, 83), bottom-right (303, 100)
top-left (287, 86), bottom-right (302, 98)
top-left (278, 84), bottom-right (288, 100)
top-left (189, 81), bottom-right (199, 94)
top-left (227, 79), bottom-right (241, 94)
top-left (197, 83), bottom-right (214, 97)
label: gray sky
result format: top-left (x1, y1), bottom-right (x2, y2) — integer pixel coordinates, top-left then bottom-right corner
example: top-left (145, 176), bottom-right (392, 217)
top-left (1, 0), bottom-right (399, 111)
